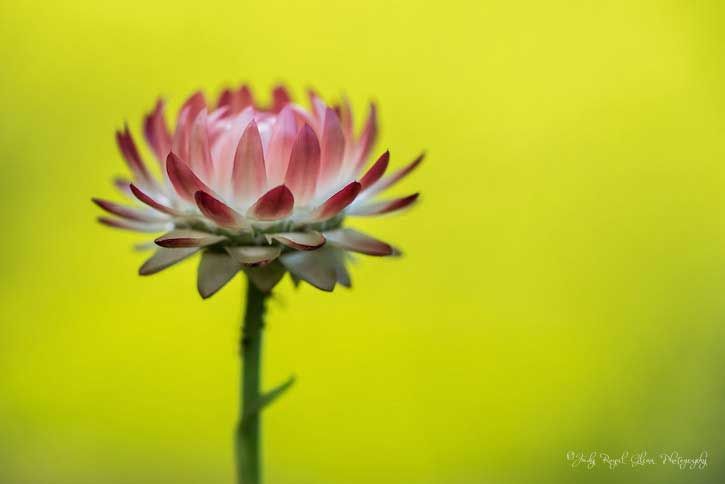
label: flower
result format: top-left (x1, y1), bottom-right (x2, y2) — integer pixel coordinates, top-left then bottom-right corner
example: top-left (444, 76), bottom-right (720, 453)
top-left (94, 85), bottom-right (423, 297)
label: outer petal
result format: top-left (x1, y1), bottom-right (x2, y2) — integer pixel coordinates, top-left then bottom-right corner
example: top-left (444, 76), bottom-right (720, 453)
top-left (232, 121), bottom-right (267, 203)
top-left (284, 124), bottom-right (320, 205)
top-left (323, 228), bottom-right (395, 256)
top-left (271, 85), bottom-right (292, 112)
top-left (247, 185), bottom-right (294, 221)
top-left (130, 184), bottom-right (181, 216)
top-left (350, 103), bottom-right (378, 175)
top-left (271, 231), bottom-right (326, 250)
top-left (139, 247), bottom-right (199, 275)
top-left (346, 193), bottom-right (419, 216)
top-left (225, 245), bottom-right (282, 266)
top-left (365, 152), bottom-right (424, 197)
top-left (266, 106), bottom-right (298, 184)
top-left (166, 152), bottom-right (213, 202)
top-left (308, 181), bottom-right (361, 222)
top-left (116, 126), bottom-right (157, 191)
top-left (194, 191), bottom-right (245, 228)
top-left (318, 107), bottom-right (346, 189)
top-left (98, 217), bottom-right (169, 233)
top-left (244, 261), bottom-right (286, 293)
top-left (280, 246), bottom-right (346, 292)
top-left (172, 91), bottom-right (206, 161)
top-left (155, 229), bottom-right (226, 248)
top-left (92, 198), bottom-right (167, 223)
top-left (358, 151), bottom-right (389, 191)
top-left (197, 251), bottom-right (240, 298)
top-left (143, 99), bottom-right (172, 162)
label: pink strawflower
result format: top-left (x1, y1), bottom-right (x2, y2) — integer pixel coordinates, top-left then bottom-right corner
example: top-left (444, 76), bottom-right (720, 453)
top-left (94, 85), bottom-right (422, 297)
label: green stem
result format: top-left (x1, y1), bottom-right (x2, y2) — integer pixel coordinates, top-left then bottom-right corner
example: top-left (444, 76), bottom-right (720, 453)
top-left (236, 279), bottom-right (267, 484)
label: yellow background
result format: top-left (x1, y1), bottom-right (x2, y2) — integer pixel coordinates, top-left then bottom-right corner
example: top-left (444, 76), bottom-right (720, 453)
top-left (1, 1), bottom-right (724, 483)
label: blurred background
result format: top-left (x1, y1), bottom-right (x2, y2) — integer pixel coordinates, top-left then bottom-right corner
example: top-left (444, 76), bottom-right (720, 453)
top-left (1, 1), bottom-right (724, 483)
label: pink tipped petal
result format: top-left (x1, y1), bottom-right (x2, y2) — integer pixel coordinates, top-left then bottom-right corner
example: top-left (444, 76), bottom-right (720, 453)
top-left (197, 251), bottom-right (240, 298)
top-left (113, 177), bottom-right (133, 198)
top-left (172, 91), bottom-right (206, 161)
top-left (351, 103), bottom-right (378, 175)
top-left (359, 151), bottom-right (390, 191)
top-left (309, 181), bottom-right (361, 222)
top-left (116, 127), bottom-right (156, 190)
top-left (225, 245), bottom-right (282, 266)
top-left (155, 229), bottom-right (226, 248)
top-left (338, 96), bottom-right (354, 144)
top-left (346, 193), bottom-right (420, 216)
top-left (323, 228), bottom-right (395, 256)
top-left (194, 191), bottom-right (245, 228)
top-left (367, 152), bottom-right (425, 196)
top-left (246, 185), bottom-right (295, 220)
top-left (139, 247), bottom-right (199, 276)
top-left (271, 231), bottom-right (326, 250)
top-left (129, 184), bottom-right (180, 216)
top-left (266, 106), bottom-right (298, 184)
top-left (143, 99), bottom-right (172, 162)
top-left (92, 198), bottom-right (166, 223)
top-left (232, 121), bottom-right (267, 202)
top-left (284, 124), bottom-right (320, 204)
top-left (271, 85), bottom-right (292, 112)
top-left (188, 109), bottom-right (213, 178)
top-left (166, 152), bottom-right (213, 202)
top-left (98, 216), bottom-right (169, 233)
top-left (318, 107), bottom-right (345, 188)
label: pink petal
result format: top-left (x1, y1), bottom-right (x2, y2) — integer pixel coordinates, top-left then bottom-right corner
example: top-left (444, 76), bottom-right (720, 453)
top-left (116, 126), bottom-right (156, 190)
top-left (266, 106), bottom-right (298, 185)
top-left (92, 198), bottom-right (166, 223)
top-left (366, 152), bottom-right (425, 196)
top-left (358, 151), bottom-right (389, 191)
top-left (188, 109), bottom-right (213, 179)
top-left (172, 91), bottom-right (206, 161)
top-left (271, 231), bottom-right (326, 250)
top-left (197, 251), bottom-right (240, 298)
top-left (284, 124), bottom-right (320, 204)
top-left (323, 228), bottom-right (395, 256)
top-left (308, 182), bottom-right (361, 222)
top-left (143, 99), bottom-right (172, 162)
top-left (338, 96), bottom-right (354, 144)
top-left (113, 177), bottom-right (133, 198)
top-left (232, 121), bottom-right (267, 203)
top-left (246, 185), bottom-right (294, 221)
top-left (346, 193), bottom-right (420, 216)
top-left (194, 191), bottom-right (245, 228)
top-left (271, 85), bottom-right (291, 112)
top-left (166, 152), bottom-right (213, 202)
top-left (98, 216), bottom-right (168, 233)
top-left (318, 107), bottom-right (345, 188)
top-left (155, 229), bottom-right (226, 248)
top-left (129, 183), bottom-right (180, 216)
top-left (350, 103), bottom-right (378, 175)
top-left (139, 247), bottom-right (199, 275)
top-left (225, 245), bottom-right (282, 266)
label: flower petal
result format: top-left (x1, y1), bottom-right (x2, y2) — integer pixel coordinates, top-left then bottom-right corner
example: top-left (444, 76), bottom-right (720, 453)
top-left (366, 152), bottom-right (424, 196)
top-left (98, 216), bottom-right (169, 233)
top-left (116, 126), bottom-right (157, 191)
top-left (166, 152), bottom-right (213, 202)
top-left (308, 181), bottom-right (361, 222)
top-left (194, 191), bottom-right (245, 228)
top-left (188, 109), bottom-right (213, 179)
top-left (129, 183), bottom-right (180, 216)
top-left (318, 108), bottom-right (345, 188)
top-left (243, 261), bottom-right (286, 293)
top-left (271, 231), bottom-right (326, 250)
top-left (246, 185), bottom-right (294, 221)
top-left (358, 151), bottom-right (389, 191)
top-left (139, 247), bottom-right (199, 275)
top-left (92, 198), bottom-right (167, 223)
top-left (323, 228), bottom-right (395, 256)
top-left (225, 245), bottom-right (282, 266)
top-left (155, 229), bottom-right (226, 248)
top-left (267, 106), bottom-right (298, 185)
top-left (284, 124), bottom-right (320, 205)
top-left (143, 99), bottom-right (172, 162)
top-left (172, 91), bottom-right (206, 161)
top-left (350, 103), bottom-right (378, 176)
top-left (280, 246), bottom-right (346, 292)
top-left (197, 250), bottom-right (240, 298)
top-left (271, 85), bottom-right (292, 112)
top-left (346, 193), bottom-right (419, 216)
top-left (232, 121), bottom-right (267, 203)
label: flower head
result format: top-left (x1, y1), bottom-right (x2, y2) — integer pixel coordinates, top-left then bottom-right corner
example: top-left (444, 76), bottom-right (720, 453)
top-left (94, 85), bottom-right (422, 297)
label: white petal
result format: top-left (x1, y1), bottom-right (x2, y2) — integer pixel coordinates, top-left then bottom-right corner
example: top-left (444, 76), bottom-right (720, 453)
top-left (197, 251), bottom-right (240, 298)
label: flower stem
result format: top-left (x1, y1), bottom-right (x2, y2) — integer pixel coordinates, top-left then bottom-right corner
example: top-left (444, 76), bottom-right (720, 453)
top-left (236, 279), bottom-right (267, 484)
